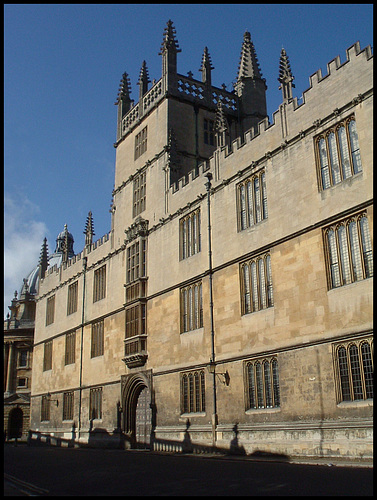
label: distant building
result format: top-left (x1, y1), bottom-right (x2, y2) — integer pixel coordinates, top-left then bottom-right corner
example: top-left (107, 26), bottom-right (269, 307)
top-left (4, 228), bottom-right (74, 441)
top-left (28, 21), bottom-right (373, 460)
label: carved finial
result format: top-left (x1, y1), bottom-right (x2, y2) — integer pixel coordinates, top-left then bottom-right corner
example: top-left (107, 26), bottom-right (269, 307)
top-left (39, 237), bottom-right (49, 279)
top-left (159, 19), bottom-right (181, 55)
top-left (114, 72), bottom-right (132, 106)
top-left (61, 224), bottom-right (69, 263)
top-left (84, 211), bottom-right (95, 247)
top-left (237, 31), bottom-right (263, 81)
top-left (138, 60), bottom-right (151, 99)
top-left (199, 47), bottom-right (214, 85)
top-left (278, 47), bottom-right (295, 103)
top-left (215, 101), bottom-right (228, 148)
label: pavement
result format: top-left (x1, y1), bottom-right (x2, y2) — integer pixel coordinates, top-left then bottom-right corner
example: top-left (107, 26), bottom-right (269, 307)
top-left (4, 442), bottom-right (373, 496)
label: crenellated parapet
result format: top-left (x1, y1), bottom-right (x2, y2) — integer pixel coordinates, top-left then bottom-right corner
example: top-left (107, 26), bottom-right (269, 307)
top-left (167, 41), bottom-right (373, 197)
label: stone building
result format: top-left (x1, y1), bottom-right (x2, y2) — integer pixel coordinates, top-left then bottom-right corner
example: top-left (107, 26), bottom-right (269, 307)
top-left (29, 21), bottom-right (373, 460)
top-left (4, 228), bottom-right (74, 441)
top-left (4, 280), bottom-right (36, 441)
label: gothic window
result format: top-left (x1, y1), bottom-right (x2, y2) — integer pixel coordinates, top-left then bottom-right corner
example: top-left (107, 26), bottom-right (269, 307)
top-left (41, 395), bottom-right (51, 422)
top-left (246, 357), bottom-right (280, 410)
top-left (65, 331), bottom-right (76, 365)
top-left (91, 320), bottom-right (104, 358)
top-left (240, 253), bottom-right (273, 315)
top-left (237, 170), bottom-right (268, 231)
top-left (204, 119), bottom-right (214, 146)
top-left (46, 295), bottom-right (55, 326)
top-left (89, 387), bottom-right (102, 420)
top-left (67, 281), bottom-right (78, 315)
top-left (180, 281), bottom-right (203, 333)
top-left (93, 265), bottom-right (106, 302)
top-left (43, 340), bottom-right (53, 371)
top-left (324, 212), bottom-right (373, 290)
top-left (180, 209), bottom-right (201, 260)
top-left (133, 171), bottom-right (146, 217)
top-left (134, 126), bottom-right (148, 160)
top-left (63, 391), bottom-right (74, 421)
top-left (315, 116), bottom-right (362, 190)
top-left (181, 370), bottom-right (206, 413)
top-left (333, 336), bottom-right (373, 403)
top-left (126, 239), bottom-right (147, 284)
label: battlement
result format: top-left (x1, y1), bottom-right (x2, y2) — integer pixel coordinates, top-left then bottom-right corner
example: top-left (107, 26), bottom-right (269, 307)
top-left (168, 42), bottom-right (373, 196)
top-left (43, 231), bottom-right (112, 286)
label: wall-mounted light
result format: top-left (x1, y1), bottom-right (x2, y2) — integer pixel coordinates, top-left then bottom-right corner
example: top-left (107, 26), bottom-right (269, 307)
top-left (207, 362), bottom-right (230, 386)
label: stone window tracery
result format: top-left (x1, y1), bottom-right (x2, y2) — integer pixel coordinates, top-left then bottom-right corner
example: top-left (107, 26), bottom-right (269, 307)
top-left (315, 116), bottom-right (362, 190)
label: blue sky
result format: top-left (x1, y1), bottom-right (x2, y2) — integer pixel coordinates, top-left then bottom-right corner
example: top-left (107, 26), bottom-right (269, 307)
top-left (4, 4), bottom-right (373, 316)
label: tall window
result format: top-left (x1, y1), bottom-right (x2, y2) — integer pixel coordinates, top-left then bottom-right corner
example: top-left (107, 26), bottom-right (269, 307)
top-left (91, 320), bottom-right (104, 358)
top-left (315, 116), bottom-right (362, 190)
top-left (67, 281), bottom-right (78, 315)
top-left (246, 357), bottom-right (280, 410)
top-left (93, 265), bottom-right (106, 302)
top-left (89, 387), bottom-right (103, 420)
top-left (133, 171), bottom-right (146, 217)
top-left (180, 209), bottom-right (201, 260)
top-left (46, 295), bottom-right (55, 326)
top-left (63, 391), bottom-right (74, 421)
top-left (43, 340), bottom-right (53, 371)
top-left (126, 240), bottom-right (147, 283)
top-left (134, 126), bottom-right (147, 160)
top-left (324, 212), bottom-right (373, 289)
top-left (125, 304), bottom-right (146, 339)
top-left (334, 337), bottom-right (373, 403)
top-left (181, 370), bottom-right (206, 413)
top-left (180, 281), bottom-right (203, 333)
top-left (240, 253), bottom-right (273, 315)
top-left (65, 331), bottom-right (76, 365)
top-left (204, 119), bottom-right (215, 146)
top-left (18, 349), bottom-right (28, 368)
top-left (41, 395), bottom-right (51, 421)
top-left (237, 170), bottom-right (268, 231)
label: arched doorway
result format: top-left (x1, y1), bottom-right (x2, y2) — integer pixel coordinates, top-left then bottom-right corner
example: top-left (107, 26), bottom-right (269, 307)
top-left (121, 374), bottom-right (153, 449)
top-left (135, 386), bottom-right (152, 449)
top-left (8, 407), bottom-right (23, 439)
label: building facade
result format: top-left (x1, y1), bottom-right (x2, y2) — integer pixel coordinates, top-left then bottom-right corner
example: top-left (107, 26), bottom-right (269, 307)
top-left (30, 21), bottom-right (373, 459)
top-left (4, 273), bottom-right (38, 440)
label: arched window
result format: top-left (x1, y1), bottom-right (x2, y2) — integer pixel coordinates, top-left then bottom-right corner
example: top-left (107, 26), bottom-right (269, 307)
top-left (246, 358), bottom-right (280, 410)
top-left (315, 116), bottom-right (362, 190)
top-left (318, 137), bottom-right (330, 189)
top-left (237, 169), bottom-right (268, 231)
top-left (335, 338), bottom-right (373, 402)
top-left (181, 375), bottom-right (188, 413)
top-left (181, 370), bottom-right (206, 414)
top-left (361, 342), bottom-right (373, 399)
top-left (337, 346), bottom-right (351, 401)
top-left (180, 281), bottom-right (203, 333)
top-left (324, 213), bottom-right (373, 289)
top-left (241, 253), bottom-right (273, 315)
top-left (180, 209), bottom-right (201, 260)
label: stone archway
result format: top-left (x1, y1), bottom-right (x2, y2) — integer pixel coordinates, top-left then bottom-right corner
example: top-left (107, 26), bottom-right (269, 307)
top-left (121, 373), bottom-right (153, 449)
top-left (8, 407), bottom-right (23, 439)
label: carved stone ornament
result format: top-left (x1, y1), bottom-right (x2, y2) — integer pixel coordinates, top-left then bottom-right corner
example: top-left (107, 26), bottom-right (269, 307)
top-left (124, 217), bottom-right (149, 243)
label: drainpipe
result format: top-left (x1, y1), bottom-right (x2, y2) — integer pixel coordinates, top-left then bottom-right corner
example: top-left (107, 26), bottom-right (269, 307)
top-left (77, 256), bottom-right (87, 443)
top-left (205, 172), bottom-right (217, 446)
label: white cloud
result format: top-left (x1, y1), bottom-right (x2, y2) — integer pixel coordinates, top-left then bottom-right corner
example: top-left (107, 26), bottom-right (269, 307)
top-left (4, 194), bottom-right (48, 319)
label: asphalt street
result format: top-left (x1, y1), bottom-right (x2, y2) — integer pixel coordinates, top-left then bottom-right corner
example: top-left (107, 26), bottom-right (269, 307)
top-left (4, 444), bottom-right (373, 496)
